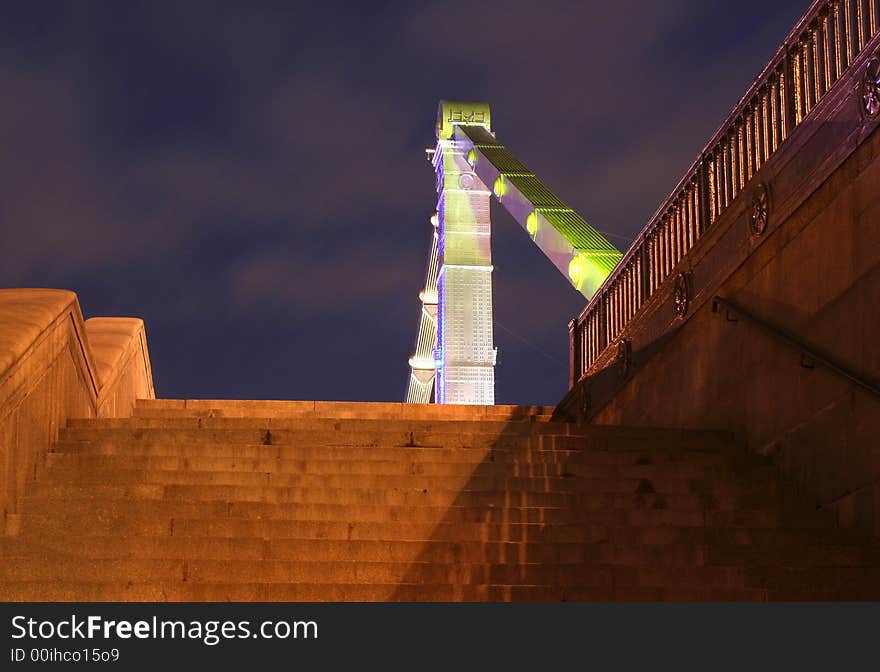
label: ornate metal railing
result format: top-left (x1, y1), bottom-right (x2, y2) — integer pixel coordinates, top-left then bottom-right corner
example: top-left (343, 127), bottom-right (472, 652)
top-left (570, 0), bottom-right (880, 386)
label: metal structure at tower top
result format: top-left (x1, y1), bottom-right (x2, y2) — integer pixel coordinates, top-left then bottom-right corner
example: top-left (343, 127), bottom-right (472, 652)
top-left (405, 101), bottom-right (623, 404)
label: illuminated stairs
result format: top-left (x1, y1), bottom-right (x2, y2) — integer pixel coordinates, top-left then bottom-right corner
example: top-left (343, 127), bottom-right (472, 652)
top-left (1, 399), bottom-right (879, 601)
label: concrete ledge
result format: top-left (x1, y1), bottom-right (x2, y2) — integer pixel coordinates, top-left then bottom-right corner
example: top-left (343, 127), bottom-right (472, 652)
top-left (0, 289), bottom-right (154, 532)
top-left (0, 289), bottom-right (88, 389)
top-left (136, 399), bottom-right (553, 421)
top-left (86, 318), bottom-right (155, 417)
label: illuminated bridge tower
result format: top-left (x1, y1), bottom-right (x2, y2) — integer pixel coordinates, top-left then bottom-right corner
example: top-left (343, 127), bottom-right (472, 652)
top-left (433, 101), bottom-right (497, 405)
top-left (406, 100), bottom-right (623, 405)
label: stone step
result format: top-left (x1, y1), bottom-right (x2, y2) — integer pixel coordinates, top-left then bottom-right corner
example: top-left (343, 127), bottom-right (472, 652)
top-left (15, 490), bottom-right (768, 523)
top-left (765, 586), bottom-right (880, 601)
top-left (15, 499), bottom-right (587, 528)
top-left (13, 503), bottom-right (857, 545)
top-left (5, 395), bottom-right (874, 602)
top-left (25, 481), bottom-right (579, 507)
top-left (0, 581), bottom-right (543, 602)
top-left (10, 514), bottom-right (639, 543)
top-left (28, 473), bottom-right (793, 514)
top-left (134, 398), bottom-right (557, 421)
top-left (46, 439), bottom-right (744, 468)
top-left (132, 408), bottom-right (553, 422)
top-left (65, 417), bottom-right (576, 436)
top-left (17, 484), bottom-right (833, 529)
top-left (6, 534), bottom-right (877, 568)
top-left (11, 486), bottom-right (658, 520)
top-left (741, 566), bottom-right (880, 594)
top-left (0, 536), bottom-right (709, 566)
top-left (59, 424), bottom-right (736, 451)
top-left (58, 427), bottom-right (553, 450)
top-left (14, 558), bottom-right (868, 592)
top-left (93, 415), bottom-right (560, 436)
top-left (0, 557), bottom-right (758, 585)
top-left (51, 440), bottom-right (559, 461)
top-left (47, 449), bottom-right (775, 479)
top-left (704, 543), bottom-right (880, 567)
top-left (0, 581), bottom-right (778, 602)
top-left (41, 456), bottom-right (778, 494)
top-left (50, 441), bottom-right (740, 467)
top-left (33, 468), bottom-right (781, 502)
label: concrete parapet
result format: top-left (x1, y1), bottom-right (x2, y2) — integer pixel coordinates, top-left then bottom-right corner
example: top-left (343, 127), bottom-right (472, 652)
top-left (0, 289), bottom-right (154, 532)
top-left (86, 318), bottom-right (155, 417)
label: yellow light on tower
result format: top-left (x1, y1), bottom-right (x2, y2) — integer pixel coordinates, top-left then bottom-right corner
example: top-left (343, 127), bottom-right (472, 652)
top-left (568, 253), bottom-right (588, 291)
top-left (493, 175), bottom-right (507, 199)
top-left (526, 210), bottom-right (539, 238)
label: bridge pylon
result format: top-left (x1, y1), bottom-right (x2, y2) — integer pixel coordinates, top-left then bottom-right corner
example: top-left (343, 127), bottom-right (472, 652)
top-left (406, 101), bottom-right (622, 405)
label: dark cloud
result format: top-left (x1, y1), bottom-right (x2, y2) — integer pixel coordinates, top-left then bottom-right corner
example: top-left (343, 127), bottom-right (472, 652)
top-left (1, 1), bottom-right (808, 404)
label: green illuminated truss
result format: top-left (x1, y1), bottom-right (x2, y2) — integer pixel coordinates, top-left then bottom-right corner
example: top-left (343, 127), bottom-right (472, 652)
top-left (443, 102), bottom-right (622, 297)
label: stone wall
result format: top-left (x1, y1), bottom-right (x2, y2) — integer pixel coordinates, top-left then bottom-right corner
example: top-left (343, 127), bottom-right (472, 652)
top-left (578, 112), bottom-right (880, 538)
top-left (0, 290), bottom-right (154, 532)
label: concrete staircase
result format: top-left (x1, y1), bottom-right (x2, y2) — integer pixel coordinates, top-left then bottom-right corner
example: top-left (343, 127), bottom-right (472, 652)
top-left (1, 399), bottom-right (879, 601)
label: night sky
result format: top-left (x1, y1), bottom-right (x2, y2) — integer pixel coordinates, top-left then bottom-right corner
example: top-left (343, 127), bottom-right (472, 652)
top-left (2, 1), bottom-right (808, 405)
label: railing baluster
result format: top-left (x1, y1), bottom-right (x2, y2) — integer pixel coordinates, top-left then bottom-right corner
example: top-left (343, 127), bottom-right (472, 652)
top-left (629, 264), bottom-right (634, 319)
top-left (682, 196), bottom-right (690, 254)
top-left (616, 284), bottom-right (621, 339)
top-left (686, 185), bottom-right (695, 249)
top-left (649, 234), bottom-right (655, 293)
top-left (650, 233), bottom-right (657, 293)
top-left (841, 0), bottom-right (852, 70)
top-left (811, 26), bottom-right (821, 105)
top-left (746, 109), bottom-right (755, 180)
top-left (638, 247), bottom-right (646, 306)
top-left (768, 79), bottom-right (777, 153)
top-left (659, 221), bottom-right (666, 281)
top-left (684, 196), bottom-right (689, 253)
top-left (757, 102), bottom-right (763, 169)
top-left (754, 98), bottom-right (763, 170)
top-left (659, 227), bottom-right (665, 282)
top-left (656, 231), bottom-right (662, 286)
top-left (618, 281), bottom-right (624, 334)
top-left (761, 87), bottom-right (770, 162)
top-left (721, 139), bottom-right (729, 207)
top-left (805, 32), bottom-right (816, 113)
top-left (794, 42), bottom-right (806, 122)
top-left (613, 284), bottom-right (619, 340)
top-left (855, 0), bottom-right (865, 52)
top-left (709, 152), bottom-right (719, 223)
top-left (832, 1), bottom-right (843, 76)
top-left (671, 213), bottom-right (677, 269)
top-left (609, 286), bottom-right (615, 341)
top-left (871, 0), bottom-right (878, 37)
top-left (828, 3), bottom-right (840, 84)
top-left (656, 226), bottom-right (662, 285)
top-left (730, 131), bottom-right (739, 198)
top-left (818, 12), bottom-right (829, 96)
top-left (674, 204), bottom-right (682, 266)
